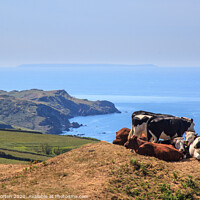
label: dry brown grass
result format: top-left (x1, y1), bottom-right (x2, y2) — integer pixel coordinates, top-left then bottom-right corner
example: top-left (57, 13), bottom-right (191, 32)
top-left (0, 142), bottom-right (199, 199)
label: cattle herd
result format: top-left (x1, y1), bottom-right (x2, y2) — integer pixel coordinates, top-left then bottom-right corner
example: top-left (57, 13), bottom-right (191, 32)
top-left (113, 110), bottom-right (200, 161)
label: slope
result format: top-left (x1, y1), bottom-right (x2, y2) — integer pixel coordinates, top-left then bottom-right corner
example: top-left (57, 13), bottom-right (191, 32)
top-left (0, 129), bottom-right (99, 164)
top-left (0, 142), bottom-right (199, 199)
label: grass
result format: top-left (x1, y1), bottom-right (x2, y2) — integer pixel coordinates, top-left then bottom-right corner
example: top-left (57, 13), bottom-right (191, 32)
top-left (0, 157), bottom-right (27, 164)
top-left (0, 130), bottom-right (99, 164)
top-left (0, 149), bottom-right (51, 164)
top-left (0, 142), bottom-right (199, 199)
top-left (105, 158), bottom-right (200, 200)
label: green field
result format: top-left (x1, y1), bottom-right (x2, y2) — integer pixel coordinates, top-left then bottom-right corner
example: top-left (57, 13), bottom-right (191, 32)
top-left (0, 130), bottom-right (99, 164)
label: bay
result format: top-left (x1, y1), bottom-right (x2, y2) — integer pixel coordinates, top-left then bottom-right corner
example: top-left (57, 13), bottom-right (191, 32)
top-left (63, 95), bottom-right (200, 143)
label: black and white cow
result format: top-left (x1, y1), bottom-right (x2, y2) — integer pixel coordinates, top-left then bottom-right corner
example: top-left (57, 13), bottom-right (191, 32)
top-left (185, 132), bottom-right (200, 160)
top-left (128, 110), bottom-right (174, 140)
top-left (146, 116), bottom-right (195, 143)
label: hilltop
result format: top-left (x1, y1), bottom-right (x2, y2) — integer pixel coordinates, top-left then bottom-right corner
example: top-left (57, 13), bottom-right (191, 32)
top-left (0, 89), bottom-right (120, 134)
top-left (0, 142), bottom-right (199, 199)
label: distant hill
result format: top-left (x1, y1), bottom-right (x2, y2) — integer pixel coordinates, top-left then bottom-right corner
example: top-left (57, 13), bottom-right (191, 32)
top-left (0, 89), bottom-right (120, 134)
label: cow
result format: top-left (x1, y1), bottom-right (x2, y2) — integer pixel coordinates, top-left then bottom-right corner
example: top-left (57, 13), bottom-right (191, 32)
top-left (146, 116), bottom-right (195, 143)
top-left (113, 128), bottom-right (130, 145)
top-left (158, 137), bottom-right (191, 158)
top-left (185, 132), bottom-right (200, 160)
top-left (171, 137), bottom-right (186, 153)
top-left (128, 111), bottom-right (174, 140)
top-left (113, 128), bottom-right (147, 146)
top-left (124, 135), bottom-right (184, 161)
top-left (157, 137), bottom-right (189, 158)
top-left (158, 137), bottom-right (185, 152)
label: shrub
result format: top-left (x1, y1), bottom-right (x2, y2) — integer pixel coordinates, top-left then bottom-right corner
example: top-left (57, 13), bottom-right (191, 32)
top-left (52, 147), bottom-right (62, 155)
top-left (41, 143), bottom-right (52, 155)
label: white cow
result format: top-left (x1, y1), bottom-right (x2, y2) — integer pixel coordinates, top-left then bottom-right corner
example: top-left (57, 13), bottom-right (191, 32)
top-left (185, 132), bottom-right (200, 160)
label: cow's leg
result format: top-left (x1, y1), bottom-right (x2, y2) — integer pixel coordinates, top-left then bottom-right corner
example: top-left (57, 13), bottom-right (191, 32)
top-left (128, 125), bottom-right (134, 140)
top-left (134, 123), bottom-right (146, 137)
top-left (147, 129), bottom-right (152, 142)
top-left (160, 132), bottom-right (171, 140)
top-left (149, 130), bottom-right (159, 143)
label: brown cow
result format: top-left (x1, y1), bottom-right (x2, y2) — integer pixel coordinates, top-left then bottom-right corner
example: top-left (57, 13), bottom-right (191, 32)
top-left (113, 128), bottom-right (147, 146)
top-left (113, 128), bottom-right (130, 145)
top-left (124, 135), bottom-right (184, 161)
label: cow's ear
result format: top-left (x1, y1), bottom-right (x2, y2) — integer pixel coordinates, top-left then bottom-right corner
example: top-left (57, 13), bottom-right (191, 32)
top-left (191, 118), bottom-right (193, 123)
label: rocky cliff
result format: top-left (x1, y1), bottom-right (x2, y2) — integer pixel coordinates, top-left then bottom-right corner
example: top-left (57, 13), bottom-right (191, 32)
top-left (0, 89), bottom-right (120, 134)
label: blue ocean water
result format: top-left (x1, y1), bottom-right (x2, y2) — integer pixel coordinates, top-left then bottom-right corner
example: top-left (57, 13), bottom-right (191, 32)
top-left (1, 64), bottom-right (200, 142)
top-left (1, 65), bottom-right (200, 98)
top-left (63, 96), bottom-right (200, 143)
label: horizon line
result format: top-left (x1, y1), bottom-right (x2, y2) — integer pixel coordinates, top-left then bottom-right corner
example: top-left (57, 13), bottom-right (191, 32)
top-left (0, 63), bottom-right (200, 68)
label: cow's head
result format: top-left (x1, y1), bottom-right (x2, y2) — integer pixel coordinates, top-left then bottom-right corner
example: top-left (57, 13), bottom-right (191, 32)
top-left (113, 128), bottom-right (130, 145)
top-left (172, 137), bottom-right (185, 152)
top-left (182, 117), bottom-right (195, 132)
top-left (124, 135), bottom-right (139, 150)
top-left (188, 118), bottom-right (195, 132)
top-left (185, 131), bottom-right (196, 146)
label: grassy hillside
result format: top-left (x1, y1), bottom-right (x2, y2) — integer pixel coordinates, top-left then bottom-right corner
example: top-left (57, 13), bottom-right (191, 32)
top-left (0, 142), bottom-right (199, 199)
top-left (1, 89), bottom-right (120, 116)
top-left (0, 130), bottom-right (99, 164)
top-left (0, 95), bottom-right (72, 134)
top-left (0, 89), bottom-right (120, 134)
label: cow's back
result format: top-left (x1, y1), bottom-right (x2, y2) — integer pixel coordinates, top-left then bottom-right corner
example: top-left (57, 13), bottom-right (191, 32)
top-left (137, 142), bottom-right (183, 161)
top-left (148, 117), bottom-right (174, 133)
top-left (132, 111), bottom-right (174, 119)
top-left (147, 116), bottom-right (187, 139)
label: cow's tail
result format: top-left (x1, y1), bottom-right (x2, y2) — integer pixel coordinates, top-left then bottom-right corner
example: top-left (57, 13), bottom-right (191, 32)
top-left (128, 125), bottom-right (134, 140)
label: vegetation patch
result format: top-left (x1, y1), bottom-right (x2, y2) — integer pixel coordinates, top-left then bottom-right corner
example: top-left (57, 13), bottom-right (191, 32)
top-left (0, 130), bottom-right (98, 164)
top-left (0, 142), bottom-right (199, 199)
top-left (104, 159), bottom-right (200, 200)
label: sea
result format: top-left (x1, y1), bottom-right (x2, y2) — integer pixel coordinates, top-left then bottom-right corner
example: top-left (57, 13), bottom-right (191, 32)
top-left (1, 64), bottom-right (200, 142)
top-left (65, 96), bottom-right (200, 143)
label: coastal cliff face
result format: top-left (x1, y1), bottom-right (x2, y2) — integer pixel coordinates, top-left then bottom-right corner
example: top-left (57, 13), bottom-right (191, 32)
top-left (0, 89), bottom-right (120, 134)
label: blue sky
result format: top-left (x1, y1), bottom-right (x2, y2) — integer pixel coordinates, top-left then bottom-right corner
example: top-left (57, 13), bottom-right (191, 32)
top-left (0, 0), bottom-right (200, 67)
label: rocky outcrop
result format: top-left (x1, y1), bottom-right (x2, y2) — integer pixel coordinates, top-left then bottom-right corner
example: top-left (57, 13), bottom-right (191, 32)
top-left (0, 96), bottom-right (72, 134)
top-left (0, 89), bottom-right (120, 134)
